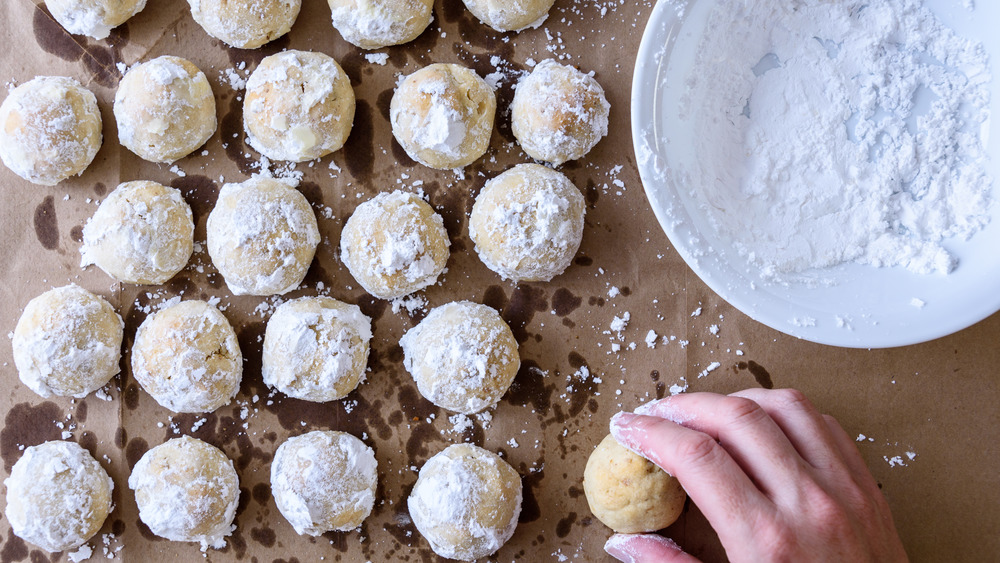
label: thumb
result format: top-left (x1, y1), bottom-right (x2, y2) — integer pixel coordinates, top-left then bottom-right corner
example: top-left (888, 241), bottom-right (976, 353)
top-left (604, 533), bottom-right (701, 563)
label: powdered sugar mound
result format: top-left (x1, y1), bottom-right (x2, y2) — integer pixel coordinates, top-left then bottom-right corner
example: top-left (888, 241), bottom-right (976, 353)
top-left (681, 0), bottom-right (992, 279)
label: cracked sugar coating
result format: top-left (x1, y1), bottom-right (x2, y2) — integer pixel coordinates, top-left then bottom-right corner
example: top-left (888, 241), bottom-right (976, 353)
top-left (584, 434), bottom-right (686, 534)
top-left (0, 76), bottom-right (102, 185)
top-left (470, 163), bottom-right (585, 282)
top-left (408, 444), bottom-right (522, 561)
top-left (80, 180), bottom-right (194, 285)
top-left (4, 441), bottom-right (113, 553)
top-left (12, 285), bottom-right (123, 399)
top-left (328, 0), bottom-right (433, 49)
top-left (262, 297), bottom-right (373, 402)
top-left (131, 300), bottom-right (242, 413)
top-left (188, 0), bottom-right (300, 48)
top-left (44, 0), bottom-right (147, 39)
top-left (511, 59), bottom-right (610, 166)
top-left (390, 63), bottom-right (496, 170)
top-left (271, 431), bottom-right (378, 535)
top-left (207, 176), bottom-right (320, 296)
top-left (114, 56), bottom-right (217, 163)
top-left (340, 190), bottom-right (449, 299)
top-left (128, 436), bottom-right (239, 549)
top-left (244, 50), bottom-right (355, 162)
top-left (400, 301), bottom-right (519, 414)
top-left (461, 0), bottom-right (553, 32)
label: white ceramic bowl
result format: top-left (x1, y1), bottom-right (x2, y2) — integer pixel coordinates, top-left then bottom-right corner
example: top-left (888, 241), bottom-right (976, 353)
top-left (632, 0), bottom-right (1000, 348)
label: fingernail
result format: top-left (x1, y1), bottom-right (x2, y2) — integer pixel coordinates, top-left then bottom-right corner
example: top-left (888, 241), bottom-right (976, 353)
top-left (604, 534), bottom-right (639, 563)
top-left (609, 412), bottom-right (648, 457)
top-left (634, 399), bottom-right (660, 415)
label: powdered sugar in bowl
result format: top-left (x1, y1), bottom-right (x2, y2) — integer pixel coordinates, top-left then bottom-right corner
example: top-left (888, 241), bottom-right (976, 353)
top-left (632, 0), bottom-right (1000, 348)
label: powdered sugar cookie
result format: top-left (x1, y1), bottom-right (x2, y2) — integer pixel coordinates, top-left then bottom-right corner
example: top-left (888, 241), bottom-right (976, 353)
top-left (390, 63), bottom-right (496, 169)
top-left (128, 436), bottom-right (239, 549)
top-left (511, 59), bottom-right (609, 166)
top-left (584, 434), bottom-right (686, 533)
top-left (328, 0), bottom-right (433, 49)
top-left (4, 441), bottom-right (113, 553)
top-left (400, 301), bottom-right (519, 414)
top-left (340, 190), bottom-right (449, 299)
top-left (12, 285), bottom-right (123, 399)
top-left (80, 180), bottom-right (194, 285)
top-left (206, 176), bottom-right (320, 296)
top-left (188, 0), bottom-right (299, 48)
top-left (469, 163), bottom-right (585, 282)
top-left (44, 0), bottom-right (147, 39)
top-left (262, 297), bottom-right (372, 402)
top-left (114, 56), bottom-right (216, 163)
top-left (131, 300), bottom-right (242, 413)
top-left (243, 50), bottom-right (355, 162)
top-left (271, 431), bottom-right (377, 535)
top-left (0, 76), bottom-right (102, 185)
top-left (408, 443), bottom-right (522, 561)
top-left (461, 0), bottom-right (553, 32)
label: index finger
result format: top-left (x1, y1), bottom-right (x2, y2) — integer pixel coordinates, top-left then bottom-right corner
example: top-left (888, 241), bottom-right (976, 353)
top-left (610, 411), bottom-right (772, 547)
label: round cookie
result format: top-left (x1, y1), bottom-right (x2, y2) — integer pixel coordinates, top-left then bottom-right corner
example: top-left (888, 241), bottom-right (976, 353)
top-left (271, 431), bottom-right (378, 535)
top-left (80, 180), bottom-right (194, 285)
top-left (243, 50), bottom-right (355, 162)
top-left (511, 59), bottom-right (610, 166)
top-left (390, 63), bottom-right (496, 169)
top-left (408, 444), bottom-right (522, 561)
top-left (469, 163), bottom-right (585, 282)
top-left (0, 76), bottom-right (102, 185)
top-left (188, 0), bottom-right (300, 48)
top-left (583, 434), bottom-right (686, 533)
top-left (340, 190), bottom-right (449, 299)
top-left (131, 300), bottom-right (242, 413)
top-left (206, 176), bottom-right (320, 296)
top-left (262, 297), bottom-right (372, 402)
top-left (4, 441), bottom-right (113, 553)
top-left (44, 0), bottom-right (147, 39)
top-left (328, 0), bottom-right (433, 49)
top-left (114, 56), bottom-right (217, 163)
top-left (12, 285), bottom-right (123, 399)
top-left (461, 0), bottom-right (553, 32)
top-left (400, 301), bottom-right (519, 414)
top-left (128, 436), bottom-right (239, 549)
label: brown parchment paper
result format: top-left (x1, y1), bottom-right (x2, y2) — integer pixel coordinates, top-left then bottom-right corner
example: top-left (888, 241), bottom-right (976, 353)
top-left (1, 0), bottom-right (999, 561)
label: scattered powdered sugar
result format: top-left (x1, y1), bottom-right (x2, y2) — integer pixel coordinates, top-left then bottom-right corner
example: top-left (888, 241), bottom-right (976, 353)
top-left (679, 0), bottom-right (993, 280)
top-left (365, 53), bottom-right (389, 65)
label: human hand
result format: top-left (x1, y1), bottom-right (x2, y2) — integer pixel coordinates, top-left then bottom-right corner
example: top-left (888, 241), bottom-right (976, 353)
top-left (603, 389), bottom-right (908, 563)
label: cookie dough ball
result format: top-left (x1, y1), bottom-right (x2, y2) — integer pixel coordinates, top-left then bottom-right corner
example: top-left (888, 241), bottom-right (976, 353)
top-left (128, 436), bottom-right (239, 549)
top-left (584, 434), bottom-right (686, 533)
top-left (80, 181), bottom-right (194, 285)
top-left (328, 0), bottom-right (433, 49)
top-left (0, 76), bottom-right (101, 185)
top-left (114, 56), bottom-right (217, 163)
top-left (461, 0), bottom-right (553, 32)
top-left (44, 0), bottom-right (147, 39)
top-left (262, 297), bottom-right (372, 402)
top-left (400, 301), bottom-right (519, 414)
top-left (188, 0), bottom-right (300, 48)
top-left (470, 163), bottom-right (585, 282)
top-left (271, 431), bottom-right (377, 535)
top-left (243, 50), bottom-right (355, 162)
top-left (511, 59), bottom-right (610, 166)
top-left (12, 285), bottom-right (123, 399)
top-left (390, 64), bottom-right (496, 169)
top-left (409, 444), bottom-right (521, 561)
top-left (4, 441), bottom-right (113, 553)
top-left (340, 190), bottom-right (449, 299)
top-left (132, 300), bottom-right (242, 413)
top-left (206, 176), bottom-right (319, 296)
